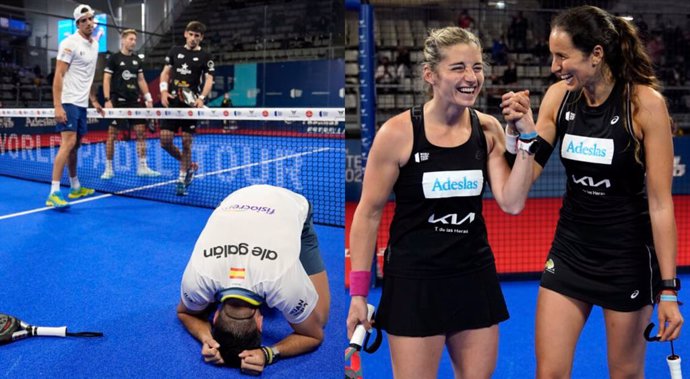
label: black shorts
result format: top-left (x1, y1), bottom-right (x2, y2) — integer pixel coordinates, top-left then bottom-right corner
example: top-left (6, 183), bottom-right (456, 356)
top-left (160, 98), bottom-right (197, 134)
top-left (375, 264), bottom-right (509, 337)
top-left (298, 203), bottom-right (325, 275)
top-left (110, 99), bottom-right (146, 129)
top-left (540, 239), bottom-right (661, 312)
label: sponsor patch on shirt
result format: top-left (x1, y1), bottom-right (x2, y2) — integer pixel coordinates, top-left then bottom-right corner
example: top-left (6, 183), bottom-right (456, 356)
top-left (422, 170), bottom-right (483, 199)
top-left (561, 134), bottom-right (614, 165)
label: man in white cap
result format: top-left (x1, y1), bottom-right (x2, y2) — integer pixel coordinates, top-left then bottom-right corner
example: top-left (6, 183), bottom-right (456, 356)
top-left (46, 4), bottom-right (103, 209)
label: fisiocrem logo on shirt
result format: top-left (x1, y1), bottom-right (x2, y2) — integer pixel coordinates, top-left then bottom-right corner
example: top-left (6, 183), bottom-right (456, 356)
top-left (203, 243), bottom-right (278, 260)
top-left (422, 170), bottom-right (483, 199)
top-left (219, 203), bottom-right (275, 215)
top-left (561, 134), bottom-right (614, 165)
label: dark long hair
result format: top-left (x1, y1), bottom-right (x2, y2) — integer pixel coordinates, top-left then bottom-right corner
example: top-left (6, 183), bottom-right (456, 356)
top-left (552, 5), bottom-right (664, 163)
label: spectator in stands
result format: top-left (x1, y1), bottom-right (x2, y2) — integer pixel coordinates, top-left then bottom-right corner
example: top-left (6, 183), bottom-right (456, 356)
top-left (634, 14), bottom-right (650, 42)
top-left (100, 29), bottom-right (160, 180)
top-left (375, 56), bottom-right (396, 91)
top-left (395, 47), bottom-right (411, 81)
top-left (508, 11), bottom-right (529, 51)
top-left (457, 9), bottom-right (475, 30)
top-left (46, 4), bottom-right (102, 209)
top-left (221, 92), bottom-right (237, 130)
top-left (491, 34), bottom-right (508, 65)
top-left (646, 30), bottom-right (665, 67)
top-left (159, 21), bottom-right (215, 196)
top-left (502, 6), bottom-right (683, 378)
top-left (501, 59), bottom-right (518, 86)
top-left (347, 26), bottom-right (536, 379)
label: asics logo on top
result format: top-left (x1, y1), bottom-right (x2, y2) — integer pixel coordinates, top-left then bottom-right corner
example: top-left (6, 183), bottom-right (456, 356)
top-left (422, 170), bottom-right (483, 199)
top-left (571, 175), bottom-right (611, 188)
top-left (610, 115), bottom-right (620, 125)
top-left (630, 290), bottom-right (639, 299)
top-left (561, 134), bottom-right (614, 165)
top-left (565, 111), bottom-right (576, 121)
top-left (428, 212), bottom-right (475, 225)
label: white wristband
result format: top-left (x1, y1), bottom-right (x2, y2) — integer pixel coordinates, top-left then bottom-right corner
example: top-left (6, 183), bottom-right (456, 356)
top-left (505, 124), bottom-right (519, 154)
top-left (198, 95), bottom-right (206, 100)
top-left (144, 93), bottom-right (153, 102)
top-left (159, 82), bottom-right (168, 92)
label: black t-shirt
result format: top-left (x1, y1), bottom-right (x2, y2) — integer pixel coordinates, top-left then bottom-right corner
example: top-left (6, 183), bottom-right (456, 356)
top-left (164, 46), bottom-right (215, 95)
top-left (104, 52), bottom-right (143, 102)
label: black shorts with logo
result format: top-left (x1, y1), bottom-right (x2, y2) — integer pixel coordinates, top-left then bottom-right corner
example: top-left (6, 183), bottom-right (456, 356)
top-left (110, 99), bottom-right (146, 129)
top-left (160, 98), bottom-right (197, 134)
top-left (375, 263), bottom-right (509, 337)
top-left (540, 236), bottom-right (661, 312)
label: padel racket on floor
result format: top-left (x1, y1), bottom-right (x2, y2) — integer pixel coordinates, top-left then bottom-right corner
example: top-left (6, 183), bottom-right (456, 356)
top-left (0, 313), bottom-right (103, 345)
top-left (345, 304), bottom-right (382, 379)
top-left (644, 322), bottom-right (683, 379)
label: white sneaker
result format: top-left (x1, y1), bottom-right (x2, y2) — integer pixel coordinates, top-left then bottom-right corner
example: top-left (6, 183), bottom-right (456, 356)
top-left (137, 166), bottom-right (161, 177)
top-left (101, 169), bottom-right (114, 179)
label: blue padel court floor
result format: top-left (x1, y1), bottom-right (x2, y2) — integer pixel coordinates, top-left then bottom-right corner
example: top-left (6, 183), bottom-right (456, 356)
top-left (0, 133), bottom-right (344, 226)
top-left (2, 175), bottom-right (689, 378)
top-left (0, 175), bottom-right (346, 378)
top-left (359, 277), bottom-right (690, 378)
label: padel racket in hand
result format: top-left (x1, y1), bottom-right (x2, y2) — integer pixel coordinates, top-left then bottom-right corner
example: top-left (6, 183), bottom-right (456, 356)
top-left (0, 313), bottom-right (103, 345)
top-left (345, 304), bottom-right (376, 379)
top-left (644, 323), bottom-right (683, 379)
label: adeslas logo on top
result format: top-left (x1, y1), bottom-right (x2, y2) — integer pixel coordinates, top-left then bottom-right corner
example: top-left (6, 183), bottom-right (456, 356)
top-left (561, 134), bottom-right (614, 165)
top-left (422, 170), bottom-right (483, 199)
top-left (565, 141), bottom-right (607, 157)
top-left (432, 177), bottom-right (479, 191)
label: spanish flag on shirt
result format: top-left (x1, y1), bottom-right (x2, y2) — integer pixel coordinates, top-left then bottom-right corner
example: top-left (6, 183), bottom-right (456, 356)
top-left (229, 267), bottom-right (246, 279)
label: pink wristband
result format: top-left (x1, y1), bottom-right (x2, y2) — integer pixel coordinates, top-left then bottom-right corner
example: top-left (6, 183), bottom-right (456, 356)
top-left (349, 270), bottom-right (371, 297)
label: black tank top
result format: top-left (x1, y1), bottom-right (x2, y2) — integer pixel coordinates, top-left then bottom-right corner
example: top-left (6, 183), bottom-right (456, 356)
top-left (554, 81), bottom-right (652, 248)
top-left (385, 106), bottom-right (494, 278)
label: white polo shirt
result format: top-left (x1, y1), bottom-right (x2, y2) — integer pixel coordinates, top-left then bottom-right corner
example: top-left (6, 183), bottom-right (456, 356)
top-left (180, 185), bottom-right (318, 324)
top-left (56, 32), bottom-right (99, 107)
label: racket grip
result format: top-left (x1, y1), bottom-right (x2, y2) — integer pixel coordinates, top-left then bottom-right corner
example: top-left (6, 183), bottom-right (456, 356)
top-left (349, 304), bottom-right (375, 349)
top-left (667, 355), bottom-right (683, 379)
top-left (34, 326), bottom-right (67, 337)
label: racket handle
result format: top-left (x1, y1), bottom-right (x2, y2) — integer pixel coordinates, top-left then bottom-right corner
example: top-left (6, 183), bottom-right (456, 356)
top-left (33, 326), bottom-right (67, 337)
top-left (349, 304), bottom-right (375, 349)
top-left (668, 355), bottom-right (683, 379)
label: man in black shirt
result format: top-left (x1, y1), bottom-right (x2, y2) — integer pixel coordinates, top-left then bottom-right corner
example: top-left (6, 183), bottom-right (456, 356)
top-left (159, 21), bottom-right (215, 196)
top-left (101, 29), bottom-right (159, 179)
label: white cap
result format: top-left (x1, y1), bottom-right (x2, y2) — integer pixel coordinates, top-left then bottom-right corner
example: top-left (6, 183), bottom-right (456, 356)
top-left (73, 4), bottom-right (94, 21)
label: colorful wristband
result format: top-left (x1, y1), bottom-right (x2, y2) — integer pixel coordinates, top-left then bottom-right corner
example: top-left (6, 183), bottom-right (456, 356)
top-left (660, 294), bottom-right (678, 302)
top-left (349, 270), bottom-right (371, 297)
top-left (260, 345), bottom-right (273, 365)
top-left (519, 131), bottom-right (538, 140)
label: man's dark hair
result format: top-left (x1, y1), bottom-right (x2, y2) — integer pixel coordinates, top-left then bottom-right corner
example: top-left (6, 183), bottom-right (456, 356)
top-left (185, 21), bottom-right (206, 35)
top-left (212, 303), bottom-right (262, 367)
